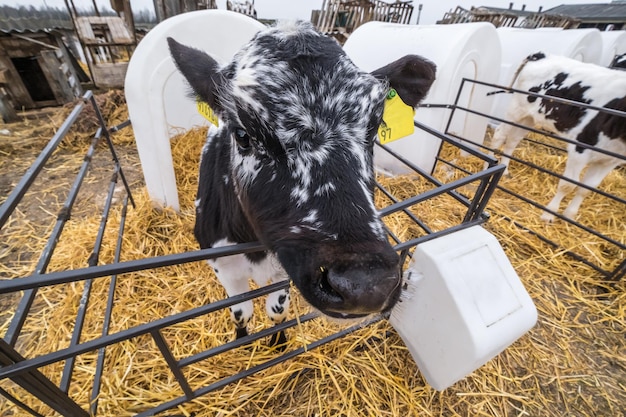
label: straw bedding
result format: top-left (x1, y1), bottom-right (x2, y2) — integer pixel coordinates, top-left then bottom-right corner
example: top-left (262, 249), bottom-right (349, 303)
top-left (0, 96), bottom-right (624, 417)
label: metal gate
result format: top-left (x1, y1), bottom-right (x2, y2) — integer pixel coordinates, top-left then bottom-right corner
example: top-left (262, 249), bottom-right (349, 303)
top-left (0, 92), bottom-right (504, 416)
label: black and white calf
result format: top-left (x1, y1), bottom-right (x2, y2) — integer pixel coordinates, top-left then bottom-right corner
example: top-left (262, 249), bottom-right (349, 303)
top-left (490, 52), bottom-right (626, 222)
top-left (168, 21), bottom-right (436, 342)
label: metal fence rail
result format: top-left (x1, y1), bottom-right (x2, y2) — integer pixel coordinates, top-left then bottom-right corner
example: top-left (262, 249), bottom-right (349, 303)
top-left (0, 93), bottom-right (503, 416)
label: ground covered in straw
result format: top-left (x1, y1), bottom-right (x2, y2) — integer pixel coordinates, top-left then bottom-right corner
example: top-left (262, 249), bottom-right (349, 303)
top-left (0, 95), bottom-right (624, 417)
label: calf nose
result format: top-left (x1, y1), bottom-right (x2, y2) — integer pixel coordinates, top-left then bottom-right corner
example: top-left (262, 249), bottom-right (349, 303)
top-left (320, 264), bottom-right (401, 314)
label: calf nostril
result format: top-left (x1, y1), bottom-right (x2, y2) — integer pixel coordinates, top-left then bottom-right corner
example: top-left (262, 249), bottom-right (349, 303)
top-left (318, 266), bottom-right (343, 300)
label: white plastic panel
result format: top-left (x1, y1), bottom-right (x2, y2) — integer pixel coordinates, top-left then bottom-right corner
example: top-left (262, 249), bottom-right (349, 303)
top-left (125, 10), bottom-right (265, 210)
top-left (389, 225), bottom-right (537, 390)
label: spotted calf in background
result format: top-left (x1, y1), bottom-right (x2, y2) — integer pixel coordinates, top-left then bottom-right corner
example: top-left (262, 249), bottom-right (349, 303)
top-left (168, 21), bottom-right (436, 344)
top-left (490, 52), bottom-right (626, 222)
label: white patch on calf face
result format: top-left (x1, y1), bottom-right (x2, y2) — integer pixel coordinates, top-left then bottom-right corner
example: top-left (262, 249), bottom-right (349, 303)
top-left (232, 147), bottom-right (261, 187)
top-left (290, 226), bottom-right (302, 234)
top-left (369, 220), bottom-right (386, 240)
top-left (290, 185), bottom-right (309, 206)
top-left (214, 21), bottom-right (392, 244)
top-left (314, 182), bottom-right (335, 197)
top-left (302, 209), bottom-right (318, 224)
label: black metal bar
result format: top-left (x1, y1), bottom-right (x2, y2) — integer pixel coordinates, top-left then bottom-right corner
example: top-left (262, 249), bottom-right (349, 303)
top-left (90, 195), bottom-right (129, 416)
top-left (379, 165), bottom-right (504, 218)
top-left (133, 315), bottom-right (383, 417)
top-left (473, 77), bottom-right (626, 119)
top-left (394, 218), bottom-right (486, 253)
top-left (88, 94), bottom-right (136, 208)
top-left (375, 181), bottom-right (432, 235)
top-left (375, 143), bottom-right (474, 210)
top-left (435, 77), bottom-right (468, 175)
top-left (449, 79), bottom-right (626, 161)
top-left (177, 312), bottom-right (319, 368)
top-left (0, 242), bottom-right (266, 294)
top-left (150, 330), bottom-right (194, 399)
top-left (59, 167), bottom-right (120, 393)
top-left (608, 258), bottom-right (626, 281)
top-left (489, 212), bottom-right (609, 277)
top-left (453, 102), bottom-right (626, 161)
top-left (416, 118), bottom-right (498, 164)
top-left (447, 129), bottom-right (626, 207)
top-left (0, 385), bottom-right (46, 417)
top-left (0, 91), bottom-right (92, 230)
top-left (108, 119), bottom-right (131, 133)
top-left (4, 131), bottom-right (103, 346)
top-left (87, 169), bottom-right (120, 268)
top-left (465, 167), bottom-right (505, 223)
top-left (0, 281), bottom-right (290, 381)
top-left (495, 183), bottom-right (625, 250)
top-left (0, 339), bottom-right (89, 417)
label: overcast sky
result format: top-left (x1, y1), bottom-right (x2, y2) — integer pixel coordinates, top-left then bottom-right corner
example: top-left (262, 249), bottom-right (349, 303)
top-left (0, 0), bottom-right (612, 25)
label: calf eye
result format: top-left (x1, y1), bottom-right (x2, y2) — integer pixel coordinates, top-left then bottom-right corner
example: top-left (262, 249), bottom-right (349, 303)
top-left (233, 128), bottom-right (251, 150)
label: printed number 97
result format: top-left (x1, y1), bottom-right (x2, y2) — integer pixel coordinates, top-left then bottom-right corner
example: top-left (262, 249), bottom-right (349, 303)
top-left (380, 127), bottom-right (391, 143)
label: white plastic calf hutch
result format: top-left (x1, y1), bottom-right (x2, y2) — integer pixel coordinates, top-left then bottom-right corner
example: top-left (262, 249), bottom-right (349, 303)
top-left (344, 22), bottom-right (501, 175)
top-left (600, 30), bottom-right (626, 66)
top-left (125, 10), bottom-right (266, 211)
top-left (489, 27), bottom-right (603, 123)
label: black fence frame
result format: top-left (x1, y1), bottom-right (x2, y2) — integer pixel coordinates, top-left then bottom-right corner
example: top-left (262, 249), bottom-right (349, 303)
top-left (0, 91), bottom-right (504, 416)
top-left (423, 78), bottom-right (626, 280)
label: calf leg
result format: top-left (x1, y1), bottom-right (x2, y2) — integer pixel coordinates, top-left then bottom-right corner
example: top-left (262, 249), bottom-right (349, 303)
top-left (541, 151), bottom-right (587, 223)
top-left (489, 120), bottom-right (531, 175)
top-left (266, 288), bottom-right (291, 348)
top-left (208, 256), bottom-right (254, 339)
top-left (562, 160), bottom-right (620, 220)
top-left (249, 256), bottom-right (291, 348)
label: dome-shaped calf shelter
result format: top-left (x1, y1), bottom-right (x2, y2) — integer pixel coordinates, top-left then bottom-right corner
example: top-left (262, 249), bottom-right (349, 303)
top-left (489, 27), bottom-right (603, 122)
top-left (344, 22), bottom-right (501, 175)
top-left (125, 10), bottom-right (265, 211)
top-left (600, 30), bottom-right (626, 66)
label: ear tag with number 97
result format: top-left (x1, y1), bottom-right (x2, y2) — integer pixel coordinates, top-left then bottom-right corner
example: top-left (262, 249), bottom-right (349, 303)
top-left (196, 99), bottom-right (219, 127)
top-left (377, 89), bottom-right (415, 144)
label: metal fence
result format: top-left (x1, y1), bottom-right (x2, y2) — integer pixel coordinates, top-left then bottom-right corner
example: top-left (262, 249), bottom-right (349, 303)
top-left (0, 92), bottom-right (504, 416)
top-left (427, 78), bottom-right (625, 281)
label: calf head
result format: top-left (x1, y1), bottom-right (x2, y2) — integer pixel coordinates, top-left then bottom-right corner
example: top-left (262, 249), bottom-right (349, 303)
top-left (169, 21), bottom-right (435, 318)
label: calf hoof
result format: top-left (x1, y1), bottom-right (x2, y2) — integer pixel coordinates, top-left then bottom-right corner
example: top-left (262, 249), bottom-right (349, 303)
top-left (268, 330), bottom-right (287, 351)
top-left (235, 327), bottom-right (248, 339)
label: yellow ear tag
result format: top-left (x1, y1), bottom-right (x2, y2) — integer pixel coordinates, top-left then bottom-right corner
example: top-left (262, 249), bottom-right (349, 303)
top-left (377, 89), bottom-right (415, 144)
top-left (196, 99), bottom-right (219, 127)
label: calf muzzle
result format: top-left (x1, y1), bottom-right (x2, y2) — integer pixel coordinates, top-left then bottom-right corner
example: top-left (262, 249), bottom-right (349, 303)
top-left (278, 244), bottom-right (402, 318)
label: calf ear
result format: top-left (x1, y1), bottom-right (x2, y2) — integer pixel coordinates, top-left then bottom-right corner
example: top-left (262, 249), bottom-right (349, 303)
top-left (167, 37), bottom-right (223, 111)
top-left (371, 55), bottom-right (436, 107)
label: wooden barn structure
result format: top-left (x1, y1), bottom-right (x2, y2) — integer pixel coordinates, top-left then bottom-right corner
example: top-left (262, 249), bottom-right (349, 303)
top-left (546, 2), bottom-right (626, 30)
top-left (312, 0), bottom-right (414, 43)
top-left (72, 16), bottom-right (135, 88)
top-left (439, 2), bottom-right (626, 30)
top-left (0, 16), bottom-right (85, 122)
top-left (437, 4), bottom-right (579, 29)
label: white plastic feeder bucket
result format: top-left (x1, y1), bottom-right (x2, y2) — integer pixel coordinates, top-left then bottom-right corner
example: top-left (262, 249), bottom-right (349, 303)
top-left (490, 27), bottom-right (603, 123)
top-left (389, 225), bottom-right (537, 390)
top-left (344, 22), bottom-right (501, 175)
top-left (125, 10), bottom-right (265, 211)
